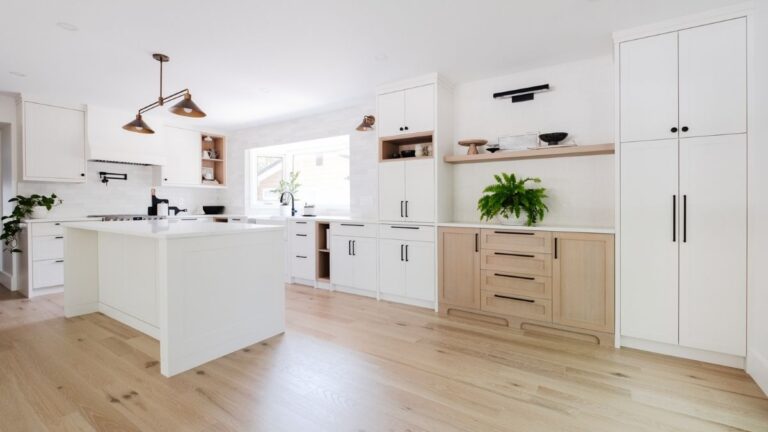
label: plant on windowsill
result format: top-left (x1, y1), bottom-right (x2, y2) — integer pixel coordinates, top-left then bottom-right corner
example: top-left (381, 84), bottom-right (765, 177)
top-left (477, 173), bottom-right (548, 226)
top-left (1, 194), bottom-right (62, 253)
top-left (271, 171), bottom-right (301, 200)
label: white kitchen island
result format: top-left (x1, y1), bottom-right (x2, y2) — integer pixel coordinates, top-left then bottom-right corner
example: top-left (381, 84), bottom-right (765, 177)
top-left (63, 220), bottom-right (285, 377)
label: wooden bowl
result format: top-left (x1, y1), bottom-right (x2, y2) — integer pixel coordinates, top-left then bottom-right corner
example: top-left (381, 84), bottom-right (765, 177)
top-left (458, 139), bottom-right (488, 155)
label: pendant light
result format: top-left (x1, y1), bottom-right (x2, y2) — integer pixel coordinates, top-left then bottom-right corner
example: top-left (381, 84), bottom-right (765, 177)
top-left (356, 115), bottom-right (375, 131)
top-left (123, 53), bottom-right (206, 134)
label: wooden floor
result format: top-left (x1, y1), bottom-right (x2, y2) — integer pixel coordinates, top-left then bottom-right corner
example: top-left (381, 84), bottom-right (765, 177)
top-left (0, 285), bottom-right (766, 432)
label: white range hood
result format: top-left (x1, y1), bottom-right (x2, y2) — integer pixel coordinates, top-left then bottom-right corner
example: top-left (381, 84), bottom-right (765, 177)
top-left (86, 105), bottom-right (167, 166)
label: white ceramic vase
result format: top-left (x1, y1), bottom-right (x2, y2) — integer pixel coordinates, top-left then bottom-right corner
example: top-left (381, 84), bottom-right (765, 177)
top-left (30, 206), bottom-right (49, 219)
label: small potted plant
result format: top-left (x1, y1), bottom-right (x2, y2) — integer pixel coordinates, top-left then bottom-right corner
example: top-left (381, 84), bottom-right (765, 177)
top-left (1, 193), bottom-right (62, 253)
top-left (271, 171), bottom-right (301, 216)
top-left (477, 173), bottom-right (548, 226)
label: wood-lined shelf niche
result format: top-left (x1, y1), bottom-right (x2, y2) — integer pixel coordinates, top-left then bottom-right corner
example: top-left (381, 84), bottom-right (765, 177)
top-left (201, 134), bottom-right (227, 186)
top-left (443, 143), bottom-right (614, 164)
top-left (379, 131), bottom-right (434, 162)
top-left (316, 222), bottom-right (331, 282)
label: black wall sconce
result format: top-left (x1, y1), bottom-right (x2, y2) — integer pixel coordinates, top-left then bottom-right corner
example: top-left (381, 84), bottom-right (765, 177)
top-left (493, 84), bottom-right (550, 103)
top-left (99, 172), bottom-right (128, 186)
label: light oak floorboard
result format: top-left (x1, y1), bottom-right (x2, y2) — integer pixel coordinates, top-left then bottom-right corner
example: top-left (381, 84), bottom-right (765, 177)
top-left (0, 284), bottom-right (766, 431)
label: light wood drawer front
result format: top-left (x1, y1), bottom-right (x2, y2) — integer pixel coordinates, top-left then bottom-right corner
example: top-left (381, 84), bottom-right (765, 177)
top-left (481, 270), bottom-right (552, 300)
top-left (481, 229), bottom-right (552, 253)
top-left (291, 221), bottom-right (315, 235)
top-left (33, 259), bottom-right (64, 289)
top-left (32, 222), bottom-right (64, 237)
top-left (331, 222), bottom-right (378, 238)
top-left (32, 236), bottom-right (64, 261)
top-left (481, 290), bottom-right (552, 322)
top-left (481, 250), bottom-right (552, 276)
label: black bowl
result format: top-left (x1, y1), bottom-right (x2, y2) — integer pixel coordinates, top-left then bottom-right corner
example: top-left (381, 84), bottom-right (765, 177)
top-left (202, 205), bottom-right (225, 215)
top-left (539, 132), bottom-right (568, 146)
top-left (400, 150), bottom-right (416, 158)
top-left (487, 147), bottom-right (501, 153)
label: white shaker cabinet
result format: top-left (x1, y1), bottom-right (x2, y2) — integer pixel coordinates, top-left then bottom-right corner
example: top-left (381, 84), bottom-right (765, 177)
top-left (378, 161), bottom-right (406, 222)
top-left (160, 126), bottom-right (202, 186)
top-left (379, 224), bottom-right (436, 307)
top-left (21, 101), bottom-right (86, 182)
top-left (377, 84), bottom-right (434, 138)
top-left (377, 91), bottom-right (405, 138)
top-left (330, 235), bottom-right (377, 295)
top-left (378, 158), bottom-right (434, 223)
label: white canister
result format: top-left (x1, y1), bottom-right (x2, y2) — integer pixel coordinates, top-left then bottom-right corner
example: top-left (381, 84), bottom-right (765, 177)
top-left (414, 144), bottom-right (424, 157)
top-left (157, 202), bottom-right (169, 217)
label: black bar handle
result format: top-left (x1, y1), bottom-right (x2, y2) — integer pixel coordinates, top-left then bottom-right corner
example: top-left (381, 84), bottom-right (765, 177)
top-left (348, 240), bottom-right (351, 255)
top-left (405, 244), bottom-right (409, 262)
top-left (296, 234), bottom-right (307, 237)
top-left (494, 252), bottom-right (535, 258)
top-left (554, 238), bottom-right (558, 259)
top-left (352, 240), bottom-right (356, 256)
top-left (494, 273), bottom-right (535, 281)
top-left (493, 294), bottom-right (535, 303)
top-left (391, 226), bottom-right (419, 230)
top-left (493, 231), bottom-right (534, 236)
top-left (405, 201), bottom-right (409, 218)
top-left (296, 255), bottom-right (307, 259)
top-left (672, 195), bottom-right (677, 242)
top-left (54, 222), bottom-right (61, 226)
top-left (400, 244), bottom-right (404, 261)
top-left (475, 233), bottom-right (479, 253)
top-left (400, 201), bottom-right (404, 218)
top-left (295, 221), bottom-right (307, 224)
top-left (55, 259), bottom-right (64, 263)
top-left (683, 195), bottom-right (687, 243)
top-left (340, 223), bottom-right (364, 227)
top-left (55, 236), bottom-right (64, 239)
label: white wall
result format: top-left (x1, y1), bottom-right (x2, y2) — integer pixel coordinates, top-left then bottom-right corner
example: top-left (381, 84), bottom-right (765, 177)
top-left (747, 3), bottom-right (768, 395)
top-left (450, 56), bottom-right (615, 227)
top-left (225, 103), bottom-right (378, 218)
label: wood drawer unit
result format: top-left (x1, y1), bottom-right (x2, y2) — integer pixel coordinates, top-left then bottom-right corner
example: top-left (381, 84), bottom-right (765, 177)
top-left (481, 291), bottom-right (552, 322)
top-left (481, 270), bottom-right (551, 300)
top-left (481, 250), bottom-right (551, 276)
top-left (32, 221), bottom-right (64, 237)
top-left (32, 236), bottom-right (64, 261)
top-left (481, 229), bottom-right (552, 254)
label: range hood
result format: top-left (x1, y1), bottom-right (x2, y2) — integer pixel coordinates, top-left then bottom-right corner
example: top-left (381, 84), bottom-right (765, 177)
top-left (87, 105), bottom-right (167, 166)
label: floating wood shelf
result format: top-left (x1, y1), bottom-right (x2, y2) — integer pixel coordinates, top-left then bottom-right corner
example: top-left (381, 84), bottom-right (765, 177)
top-left (443, 143), bottom-right (614, 164)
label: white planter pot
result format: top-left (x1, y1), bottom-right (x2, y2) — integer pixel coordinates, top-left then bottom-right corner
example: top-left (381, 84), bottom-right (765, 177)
top-left (30, 206), bottom-right (49, 219)
top-left (495, 214), bottom-right (528, 226)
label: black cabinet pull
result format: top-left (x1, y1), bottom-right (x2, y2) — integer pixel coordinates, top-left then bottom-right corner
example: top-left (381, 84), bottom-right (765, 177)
top-left (352, 240), bottom-right (356, 256)
top-left (494, 273), bottom-right (535, 281)
top-left (554, 238), bottom-right (558, 259)
top-left (404, 201), bottom-right (409, 218)
top-left (296, 255), bottom-right (307, 259)
top-left (164, 178), bottom-right (168, 181)
top-left (475, 233), bottom-right (479, 253)
top-left (404, 126), bottom-right (409, 131)
top-left (672, 195), bottom-right (677, 242)
top-left (54, 223), bottom-right (61, 226)
top-left (55, 259), bottom-right (64, 263)
top-left (671, 127), bottom-right (678, 133)
top-left (55, 236), bottom-right (64, 239)
top-left (494, 252), bottom-right (535, 258)
top-left (399, 127), bottom-right (404, 131)
top-left (493, 231), bottom-right (534, 236)
top-left (295, 221), bottom-right (307, 224)
top-left (80, 173), bottom-right (85, 177)
top-left (493, 294), bottom-right (535, 303)
top-left (391, 226), bottom-right (419, 230)
top-left (348, 240), bottom-right (352, 255)
top-left (341, 223), bottom-right (364, 227)
top-left (400, 201), bottom-right (404, 218)
top-left (405, 244), bottom-right (409, 262)
top-left (400, 244), bottom-right (404, 261)
top-left (296, 234), bottom-right (307, 237)
top-left (681, 126), bottom-right (689, 132)
top-left (683, 195), bottom-right (687, 243)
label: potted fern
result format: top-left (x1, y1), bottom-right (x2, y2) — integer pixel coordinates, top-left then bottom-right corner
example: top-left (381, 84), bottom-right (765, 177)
top-left (1, 193), bottom-right (62, 253)
top-left (477, 173), bottom-right (548, 226)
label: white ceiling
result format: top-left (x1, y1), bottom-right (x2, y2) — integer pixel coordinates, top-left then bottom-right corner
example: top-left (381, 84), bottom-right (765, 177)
top-left (0, 0), bottom-right (745, 130)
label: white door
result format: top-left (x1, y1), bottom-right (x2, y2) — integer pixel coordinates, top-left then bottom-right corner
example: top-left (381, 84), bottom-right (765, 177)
top-left (620, 139), bottom-right (679, 345)
top-left (162, 127), bottom-right (201, 185)
top-left (377, 90), bottom-right (405, 138)
top-left (620, 32), bottom-right (679, 143)
top-left (24, 102), bottom-right (86, 182)
top-left (679, 18), bottom-right (747, 138)
top-left (351, 237), bottom-right (378, 291)
top-left (404, 159), bottom-right (435, 223)
top-left (404, 84), bottom-right (434, 134)
top-left (679, 134), bottom-right (746, 356)
top-left (379, 239), bottom-right (406, 296)
top-left (379, 161), bottom-right (405, 222)
top-left (331, 236), bottom-right (355, 287)
top-left (404, 241), bottom-right (435, 302)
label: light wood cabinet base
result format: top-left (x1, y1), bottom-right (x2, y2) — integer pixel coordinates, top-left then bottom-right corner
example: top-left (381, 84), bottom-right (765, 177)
top-left (439, 303), bottom-right (614, 346)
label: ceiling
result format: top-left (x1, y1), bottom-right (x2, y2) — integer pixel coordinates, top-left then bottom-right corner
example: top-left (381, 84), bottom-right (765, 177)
top-left (0, 0), bottom-right (744, 131)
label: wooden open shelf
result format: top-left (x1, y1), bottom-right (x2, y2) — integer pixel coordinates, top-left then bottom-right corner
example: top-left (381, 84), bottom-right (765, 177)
top-left (316, 222), bottom-right (331, 281)
top-left (201, 134), bottom-right (227, 186)
top-left (443, 143), bottom-right (614, 164)
top-left (380, 131), bottom-right (434, 161)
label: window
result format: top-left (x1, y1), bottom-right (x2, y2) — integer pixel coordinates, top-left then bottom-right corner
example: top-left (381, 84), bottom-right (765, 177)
top-left (246, 135), bottom-right (350, 212)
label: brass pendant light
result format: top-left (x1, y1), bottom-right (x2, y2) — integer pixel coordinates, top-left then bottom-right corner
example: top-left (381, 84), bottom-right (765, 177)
top-left (123, 53), bottom-right (206, 134)
top-left (356, 115), bottom-right (375, 131)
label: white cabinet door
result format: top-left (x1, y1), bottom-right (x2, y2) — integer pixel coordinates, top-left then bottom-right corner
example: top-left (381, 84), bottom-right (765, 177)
top-left (331, 236), bottom-right (355, 287)
top-left (679, 134), bottom-right (746, 356)
top-left (404, 159), bottom-right (435, 223)
top-left (379, 239), bottom-right (406, 296)
top-left (23, 102), bottom-right (86, 182)
top-left (620, 33), bottom-right (679, 143)
top-left (162, 127), bottom-right (201, 186)
top-left (620, 139), bottom-right (679, 345)
top-left (679, 18), bottom-right (747, 138)
top-left (404, 241), bottom-right (435, 302)
top-left (351, 237), bottom-right (377, 291)
top-left (377, 90), bottom-right (405, 138)
top-left (404, 84), bottom-right (434, 134)
top-left (379, 161), bottom-right (405, 222)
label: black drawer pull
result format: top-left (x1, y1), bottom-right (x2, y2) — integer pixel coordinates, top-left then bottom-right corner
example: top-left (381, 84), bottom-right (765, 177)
top-left (390, 226), bottom-right (419, 230)
top-left (494, 273), bottom-right (535, 281)
top-left (493, 294), bottom-right (535, 303)
top-left (296, 234), bottom-right (307, 237)
top-left (340, 223), bottom-right (364, 227)
top-left (493, 231), bottom-right (534, 236)
top-left (55, 259), bottom-right (64, 263)
top-left (295, 221), bottom-right (307, 224)
top-left (295, 255), bottom-right (307, 259)
top-left (494, 252), bottom-right (535, 258)
top-left (54, 236), bottom-right (64, 239)
top-left (54, 223), bottom-right (61, 226)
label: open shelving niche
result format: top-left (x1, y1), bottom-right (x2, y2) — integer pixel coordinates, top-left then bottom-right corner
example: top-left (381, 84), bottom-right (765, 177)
top-left (201, 134), bottom-right (227, 187)
top-left (379, 131), bottom-right (435, 162)
top-left (316, 222), bottom-right (331, 282)
top-left (443, 143), bottom-right (614, 164)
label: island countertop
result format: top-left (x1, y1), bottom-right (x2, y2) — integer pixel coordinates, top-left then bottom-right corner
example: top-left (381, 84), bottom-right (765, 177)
top-left (63, 220), bottom-right (283, 239)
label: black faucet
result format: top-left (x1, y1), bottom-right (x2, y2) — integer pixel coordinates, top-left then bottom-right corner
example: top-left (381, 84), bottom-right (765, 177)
top-left (280, 192), bottom-right (297, 216)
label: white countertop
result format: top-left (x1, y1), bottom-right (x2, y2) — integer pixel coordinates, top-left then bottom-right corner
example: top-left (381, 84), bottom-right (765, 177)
top-left (63, 220), bottom-right (283, 239)
top-left (248, 215), bottom-right (378, 224)
top-left (438, 222), bottom-right (615, 234)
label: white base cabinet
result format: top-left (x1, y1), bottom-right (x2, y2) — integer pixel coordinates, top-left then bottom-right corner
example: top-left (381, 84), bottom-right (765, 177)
top-left (378, 159), bottom-right (435, 223)
top-left (379, 224), bottom-right (435, 307)
top-left (289, 221), bottom-right (316, 283)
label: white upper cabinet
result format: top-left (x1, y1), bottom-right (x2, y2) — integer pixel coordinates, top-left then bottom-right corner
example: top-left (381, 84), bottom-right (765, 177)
top-left (378, 161), bottom-right (406, 221)
top-left (22, 101), bottom-right (86, 182)
top-left (161, 126), bottom-right (202, 186)
top-left (377, 84), bottom-right (434, 138)
top-left (619, 32), bottom-right (678, 143)
top-left (379, 159), bottom-right (434, 223)
top-left (678, 18), bottom-right (747, 138)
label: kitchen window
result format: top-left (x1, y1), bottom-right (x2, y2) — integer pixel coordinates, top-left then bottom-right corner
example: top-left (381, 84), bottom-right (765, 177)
top-left (246, 135), bottom-right (350, 212)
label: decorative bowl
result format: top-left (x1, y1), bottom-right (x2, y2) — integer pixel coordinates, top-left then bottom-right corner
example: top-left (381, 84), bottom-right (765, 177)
top-left (486, 147), bottom-right (501, 153)
top-left (539, 132), bottom-right (568, 146)
top-left (202, 205), bottom-right (225, 215)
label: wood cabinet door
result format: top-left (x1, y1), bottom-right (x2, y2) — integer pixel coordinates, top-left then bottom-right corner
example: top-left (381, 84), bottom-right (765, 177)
top-left (552, 232), bottom-right (614, 333)
top-left (162, 126), bottom-right (202, 185)
top-left (378, 161), bottom-right (405, 222)
top-left (379, 239), bottom-right (406, 296)
top-left (404, 241), bottom-right (435, 302)
top-left (679, 134), bottom-right (746, 356)
top-left (438, 228), bottom-right (480, 309)
top-left (619, 32), bottom-right (679, 143)
top-left (404, 84), bottom-right (434, 134)
top-left (24, 102), bottom-right (86, 182)
top-left (619, 139), bottom-right (679, 344)
top-left (678, 18), bottom-right (746, 138)
top-left (403, 159), bottom-right (435, 223)
top-left (377, 90), bottom-right (405, 138)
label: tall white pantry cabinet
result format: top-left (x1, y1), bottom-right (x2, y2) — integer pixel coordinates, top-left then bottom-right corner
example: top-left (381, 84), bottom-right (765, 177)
top-left (617, 16), bottom-right (749, 365)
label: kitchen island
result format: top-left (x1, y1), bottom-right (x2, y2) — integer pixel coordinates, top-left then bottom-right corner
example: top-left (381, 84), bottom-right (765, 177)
top-left (63, 220), bottom-right (285, 377)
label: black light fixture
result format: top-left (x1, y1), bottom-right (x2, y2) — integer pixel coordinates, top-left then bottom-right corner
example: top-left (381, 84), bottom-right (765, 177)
top-left (356, 115), bottom-right (375, 131)
top-left (493, 84), bottom-right (550, 103)
top-left (123, 53), bottom-right (206, 134)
